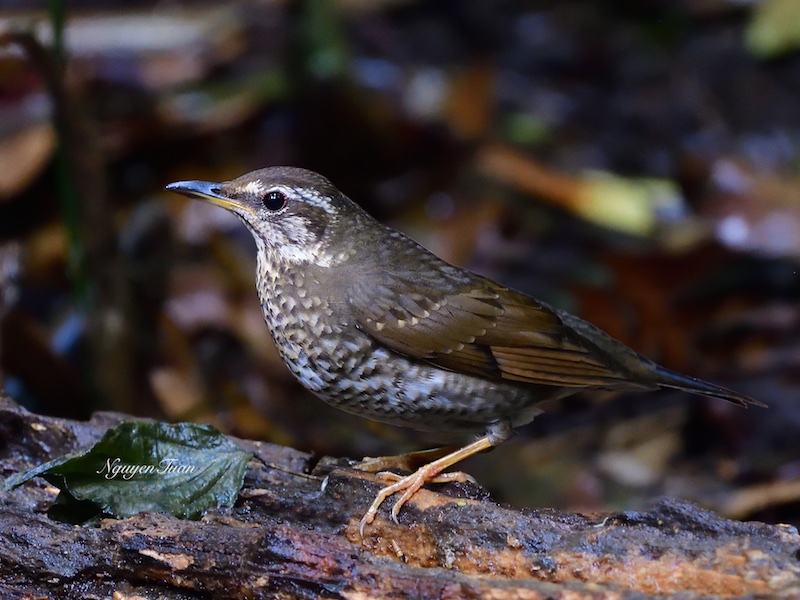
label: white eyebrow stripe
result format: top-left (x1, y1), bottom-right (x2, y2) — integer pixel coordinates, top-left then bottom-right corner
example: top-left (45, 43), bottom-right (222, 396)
top-left (267, 184), bottom-right (336, 214)
top-left (242, 180), bottom-right (267, 195)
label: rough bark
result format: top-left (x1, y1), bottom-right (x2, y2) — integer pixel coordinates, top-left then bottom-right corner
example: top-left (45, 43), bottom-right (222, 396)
top-left (0, 397), bottom-right (798, 599)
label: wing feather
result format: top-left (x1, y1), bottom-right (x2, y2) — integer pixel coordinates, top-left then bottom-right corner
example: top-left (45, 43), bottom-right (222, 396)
top-left (349, 275), bottom-right (637, 390)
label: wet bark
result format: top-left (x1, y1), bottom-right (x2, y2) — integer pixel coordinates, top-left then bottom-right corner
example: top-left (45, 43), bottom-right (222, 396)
top-left (1, 397), bottom-right (798, 599)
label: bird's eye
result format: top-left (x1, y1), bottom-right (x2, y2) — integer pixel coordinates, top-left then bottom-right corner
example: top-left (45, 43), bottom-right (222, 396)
top-left (263, 190), bottom-right (287, 211)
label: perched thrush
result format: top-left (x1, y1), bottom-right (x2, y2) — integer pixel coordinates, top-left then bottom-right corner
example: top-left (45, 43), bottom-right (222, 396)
top-left (167, 167), bottom-right (763, 535)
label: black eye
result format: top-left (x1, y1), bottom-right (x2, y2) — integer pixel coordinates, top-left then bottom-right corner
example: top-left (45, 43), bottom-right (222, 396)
top-left (263, 190), bottom-right (287, 211)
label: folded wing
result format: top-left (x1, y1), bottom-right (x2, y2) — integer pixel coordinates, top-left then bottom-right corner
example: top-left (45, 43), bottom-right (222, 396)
top-left (348, 276), bottom-right (640, 389)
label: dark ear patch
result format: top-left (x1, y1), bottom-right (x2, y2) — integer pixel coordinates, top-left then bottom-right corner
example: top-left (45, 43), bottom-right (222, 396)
top-left (279, 203), bottom-right (329, 244)
top-left (299, 207), bottom-right (328, 240)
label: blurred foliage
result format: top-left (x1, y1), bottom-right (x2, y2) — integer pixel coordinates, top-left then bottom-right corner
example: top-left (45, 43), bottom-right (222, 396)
top-left (0, 0), bottom-right (799, 525)
top-left (48, 0), bottom-right (90, 307)
top-left (746, 0), bottom-right (800, 58)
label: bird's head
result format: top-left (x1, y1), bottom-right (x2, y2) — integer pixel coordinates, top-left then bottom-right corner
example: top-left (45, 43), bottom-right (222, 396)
top-left (167, 167), bottom-right (369, 267)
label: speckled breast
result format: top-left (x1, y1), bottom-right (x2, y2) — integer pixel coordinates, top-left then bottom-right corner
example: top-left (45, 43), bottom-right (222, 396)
top-left (253, 255), bottom-right (548, 433)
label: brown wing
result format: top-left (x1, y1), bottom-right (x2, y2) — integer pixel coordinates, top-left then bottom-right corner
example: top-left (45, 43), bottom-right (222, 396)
top-left (348, 275), bottom-right (638, 389)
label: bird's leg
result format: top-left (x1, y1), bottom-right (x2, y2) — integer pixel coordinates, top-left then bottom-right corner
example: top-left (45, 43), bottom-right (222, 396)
top-left (355, 446), bottom-right (460, 473)
top-left (358, 434), bottom-right (495, 537)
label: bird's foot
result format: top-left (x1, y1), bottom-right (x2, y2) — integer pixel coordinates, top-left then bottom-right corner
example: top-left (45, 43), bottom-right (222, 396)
top-left (358, 460), bottom-right (449, 538)
top-left (376, 469), bottom-right (476, 485)
top-left (358, 435), bottom-right (494, 538)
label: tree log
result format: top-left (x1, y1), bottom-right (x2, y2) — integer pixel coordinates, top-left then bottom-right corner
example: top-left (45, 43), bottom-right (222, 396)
top-left (0, 397), bottom-right (798, 599)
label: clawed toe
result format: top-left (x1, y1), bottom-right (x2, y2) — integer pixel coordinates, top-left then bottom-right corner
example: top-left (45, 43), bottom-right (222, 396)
top-left (359, 471), bottom-right (425, 536)
top-left (357, 436), bottom-right (494, 538)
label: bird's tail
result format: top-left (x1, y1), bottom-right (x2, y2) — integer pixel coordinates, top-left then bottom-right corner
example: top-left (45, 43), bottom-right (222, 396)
top-left (651, 366), bottom-right (766, 408)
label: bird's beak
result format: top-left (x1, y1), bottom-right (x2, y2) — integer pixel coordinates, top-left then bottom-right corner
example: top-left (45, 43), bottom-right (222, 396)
top-left (165, 180), bottom-right (249, 214)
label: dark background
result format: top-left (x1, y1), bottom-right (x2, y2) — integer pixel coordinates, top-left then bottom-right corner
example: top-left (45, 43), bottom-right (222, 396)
top-left (1, 0), bottom-right (799, 524)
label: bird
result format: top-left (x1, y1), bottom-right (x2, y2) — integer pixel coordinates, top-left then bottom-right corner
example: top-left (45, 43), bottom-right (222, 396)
top-left (166, 167), bottom-right (764, 536)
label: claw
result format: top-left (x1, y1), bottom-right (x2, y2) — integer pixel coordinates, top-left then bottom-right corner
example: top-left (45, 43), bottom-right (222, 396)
top-left (357, 435), bottom-right (494, 538)
top-left (376, 470), bottom-right (403, 483)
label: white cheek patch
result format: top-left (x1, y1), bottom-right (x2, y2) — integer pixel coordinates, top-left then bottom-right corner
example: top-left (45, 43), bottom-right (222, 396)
top-left (255, 216), bottom-right (333, 267)
top-left (241, 184), bottom-right (340, 267)
top-left (281, 215), bottom-right (317, 245)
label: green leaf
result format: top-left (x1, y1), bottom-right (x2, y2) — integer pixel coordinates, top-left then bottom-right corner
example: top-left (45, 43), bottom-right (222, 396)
top-left (48, 490), bottom-right (106, 525)
top-left (2, 422), bottom-right (252, 521)
top-left (1, 449), bottom-right (81, 492)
